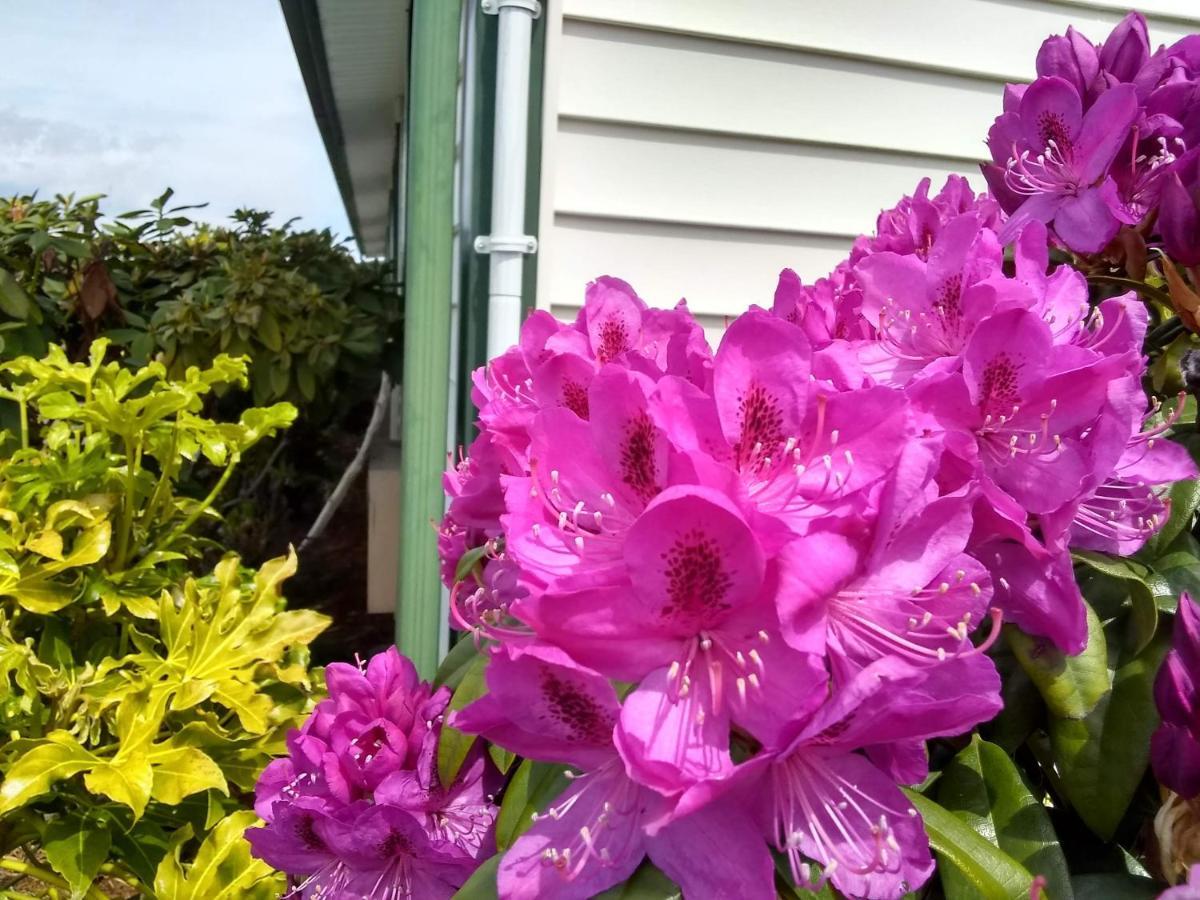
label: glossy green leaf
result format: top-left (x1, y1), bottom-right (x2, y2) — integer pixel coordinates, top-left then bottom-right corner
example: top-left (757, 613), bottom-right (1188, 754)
top-left (937, 736), bottom-right (1072, 900)
top-left (1006, 603), bottom-right (1108, 720)
top-left (434, 636), bottom-right (484, 690)
top-left (1153, 544), bottom-right (1200, 612)
top-left (495, 759), bottom-right (571, 852)
top-left (455, 543), bottom-right (491, 583)
top-left (438, 653), bottom-right (489, 788)
top-left (109, 817), bottom-right (172, 886)
top-left (257, 311), bottom-right (283, 353)
top-left (1069, 874), bottom-right (1160, 899)
top-left (0, 269), bottom-right (35, 320)
top-left (1080, 551), bottom-right (1173, 606)
top-left (42, 813), bottom-right (111, 897)
top-left (773, 854), bottom-right (838, 898)
top-left (1145, 477), bottom-right (1200, 556)
top-left (451, 853), bottom-right (500, 899)
top-left (594, 862), bottom-right (681, 898)
top-left (905, 790), bottom-right (1034, 900)
top-left (1049, 626), bottom-right (1170, 840)
top-left (986, 646), bottom-right (1044, 753)
top-left (488, 742), bottom-right (516, 775)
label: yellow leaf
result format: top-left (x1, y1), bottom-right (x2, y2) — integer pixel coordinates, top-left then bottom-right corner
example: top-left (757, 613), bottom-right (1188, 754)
top-left (42, 520), bottom-right (111, 573)
top-left (26, 529), bottom-right (64, 561)
top-left (153, 811), bottom-right (281, 899)
top-left (148, 746), bottom-right (228, 805)
top-left (84, 756), bottom-right (154, 821)
top-left (6, 571), bottom-right (76, 613)
top-left (0, 733), bottom-right (97, 814)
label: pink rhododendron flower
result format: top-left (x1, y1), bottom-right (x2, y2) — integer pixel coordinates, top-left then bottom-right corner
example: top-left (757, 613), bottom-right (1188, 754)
top-left (984, 12), bottom-right (1198, 255)
top-left (248, 649), bottom-right (498, 898)
top-left (452, 644), bottom-right (774, 900)
top-left (1163, 865), bottom-right (1200, 899)
top-left (678, 658), bottom-right (1001, 899)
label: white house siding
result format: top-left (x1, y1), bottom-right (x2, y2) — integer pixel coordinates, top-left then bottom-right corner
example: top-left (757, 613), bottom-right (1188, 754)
top-left (535, 0), bottom-right (1200, 345)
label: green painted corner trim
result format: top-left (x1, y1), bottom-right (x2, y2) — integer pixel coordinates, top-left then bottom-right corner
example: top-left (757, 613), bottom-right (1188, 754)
top-left (396, 0), bottom-right (461, 677)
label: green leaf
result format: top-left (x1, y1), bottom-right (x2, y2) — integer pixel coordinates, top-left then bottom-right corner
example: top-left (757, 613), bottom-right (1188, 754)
top-left (594, 862), bottom-right (682, 898)
top-left (50, 236), bottom-right (89, 258)
top-left (149, 746), bottom-right (229, 804)
top-left (1049, 625), bottom-right (1170, 841)
top-left (1075, 549), bottom-right (1166, 607)
top-left (84, 755), bottom-right (154, 820)
top-left (1153, 544), bottom-right (1200, 612)
top-left (455, 544), bottom-right (491, 583)
top-left (488, 743), bottom-right (516, 775)
top-left (986, 645), bottom-right (1043, 753)
top-left (937, 736), bottom-right (1072, 900)
top-left (152, 809), bottom-right (283, 899)
top-left (438, 653), bottom-right (489, 788)
top-left (773, 853), bottom-right (838, 898)
top-left (257, 310), bottom-right (283, 353)
top-left (1006, 602), bottom-right (1108, 720)
top-left (905, 790), bottom-right (1033, 900)
top-left (451, 853), bottom-right (500, 899)
top-left (434, 636), bottom-right (484, 690)
top-left (1069, 874), bottom-right (1160, 899)
top-left (495, 760), bottom-right (572, 852)
top-left (1145, 477), bottom-right (1200, 556)
top-left (295, 358), bottom-right (316, 401)
top-left (42, 813), bottom-right (112, 898)
top-left (109, 818), bottom-right (171, 886)
top-left (0, 269), bottom-right (36, 321)
top-left (0, 733), bottom-right (98, 814)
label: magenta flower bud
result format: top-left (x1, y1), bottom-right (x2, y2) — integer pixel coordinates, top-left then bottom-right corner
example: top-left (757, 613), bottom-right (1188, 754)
top-left (1098, 11), bottom-right (1151, 84)
top-left (1161, 148), bottom-right (1200, 266)
top-left (1153, 594), bottom-right (1200, 799)
top-left (1036, 26), bottom-right (1100, 99)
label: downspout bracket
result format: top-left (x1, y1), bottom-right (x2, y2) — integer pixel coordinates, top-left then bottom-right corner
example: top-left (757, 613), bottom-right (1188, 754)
top-left (474, 234), bottom-right (538, 254)
top-left (481, 0), bottom-right (541, 16)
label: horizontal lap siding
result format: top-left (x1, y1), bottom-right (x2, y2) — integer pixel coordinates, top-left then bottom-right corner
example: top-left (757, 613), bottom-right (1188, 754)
top-left (536, 1), bottom-right (1200, 336)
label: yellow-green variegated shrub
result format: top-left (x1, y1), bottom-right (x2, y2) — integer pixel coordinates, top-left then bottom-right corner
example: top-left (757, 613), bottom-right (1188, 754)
top-left (0, 342), bottom-right (329, 898)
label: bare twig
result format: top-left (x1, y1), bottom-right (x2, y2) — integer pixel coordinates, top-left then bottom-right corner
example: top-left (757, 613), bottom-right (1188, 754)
top-left (299, 372), bottom-right (392, 554)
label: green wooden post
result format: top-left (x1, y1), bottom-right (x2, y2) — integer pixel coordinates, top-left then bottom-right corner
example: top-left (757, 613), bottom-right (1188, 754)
top-left (396, 0), bottom-right (460, 677)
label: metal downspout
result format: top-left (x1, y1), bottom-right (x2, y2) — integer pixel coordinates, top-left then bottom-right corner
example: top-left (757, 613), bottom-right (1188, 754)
top-left (475, 0), bottom-right (540, 358)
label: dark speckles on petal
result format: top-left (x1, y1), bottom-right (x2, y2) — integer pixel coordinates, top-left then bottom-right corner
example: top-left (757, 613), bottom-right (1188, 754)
top-left (540, 672), bottom-right (617, 745)
top-left (620, 413), bottom-right (660, 501)
top-left (660, 529), bottom-right (734, 624)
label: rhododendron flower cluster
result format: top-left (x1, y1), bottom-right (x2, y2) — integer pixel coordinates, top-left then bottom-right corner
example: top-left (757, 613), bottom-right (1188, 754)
top-left (433, 190), bottom-right (1193, 894)
top-left (983, 11), bottom-right (1200, 256)
top-left (247, 648), bottom-right (499, 898)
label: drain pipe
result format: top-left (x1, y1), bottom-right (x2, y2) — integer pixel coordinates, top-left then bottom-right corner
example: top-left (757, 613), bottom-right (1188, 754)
top-left (475, 0), bottom-right (540, 359)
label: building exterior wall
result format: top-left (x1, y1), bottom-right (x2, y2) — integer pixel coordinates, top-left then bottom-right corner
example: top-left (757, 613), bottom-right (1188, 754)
top-left (534, 0), bottom-right (1200, 344)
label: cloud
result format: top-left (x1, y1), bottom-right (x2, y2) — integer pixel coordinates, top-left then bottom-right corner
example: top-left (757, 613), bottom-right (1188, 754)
top-left (0, 0), bottom-right (351, 239)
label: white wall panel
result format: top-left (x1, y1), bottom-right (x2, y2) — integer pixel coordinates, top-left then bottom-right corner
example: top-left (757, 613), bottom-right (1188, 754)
top-left (536, 1), bottom-right (1200, 328)
top-left (553, 121), bottom-right (970, 241)
top-left (560, 0), bottom-right (1196, 82)
top-left (559, 21), bottom-right (996, 163)
top-left (543, 214), bottom-right (849, 316)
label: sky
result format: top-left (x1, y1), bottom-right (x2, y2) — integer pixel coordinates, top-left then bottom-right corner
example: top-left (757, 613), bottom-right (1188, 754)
top-left (0, 1), bottom-right (351, 239)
